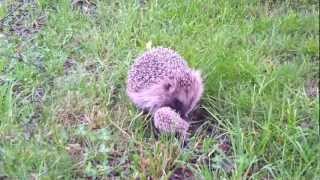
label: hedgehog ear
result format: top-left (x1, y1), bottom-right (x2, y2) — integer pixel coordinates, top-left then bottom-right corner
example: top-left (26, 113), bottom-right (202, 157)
top-left (163, 81), bottom-right (176, 94)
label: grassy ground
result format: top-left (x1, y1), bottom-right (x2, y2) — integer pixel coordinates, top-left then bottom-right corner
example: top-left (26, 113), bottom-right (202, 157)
top-left (0, 0), bottom-right (319, 179)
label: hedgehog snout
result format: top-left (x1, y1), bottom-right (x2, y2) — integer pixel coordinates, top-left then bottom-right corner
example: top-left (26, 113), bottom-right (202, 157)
top-left (166, 97), bottom-right (189, 119)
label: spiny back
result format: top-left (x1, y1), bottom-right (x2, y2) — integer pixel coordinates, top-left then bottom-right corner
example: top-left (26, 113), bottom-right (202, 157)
top-left (127, 47), bottom-right (189, 92)
top-left (153, 107), bottom-right (189, 135)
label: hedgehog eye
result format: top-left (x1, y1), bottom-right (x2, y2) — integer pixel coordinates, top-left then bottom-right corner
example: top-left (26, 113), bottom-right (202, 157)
top-left (164, 83), bottom-right (172, 91)
top-left (163, 82), bottom-right (175, 93)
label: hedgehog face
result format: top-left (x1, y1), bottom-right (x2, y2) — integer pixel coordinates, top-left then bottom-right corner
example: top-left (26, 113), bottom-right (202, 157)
top-left (127, 71), bottom-right (203, 117)
top-left (166, 70), bottom-right (204, 118)
top-left (126, 79), bottom-right (179, 113)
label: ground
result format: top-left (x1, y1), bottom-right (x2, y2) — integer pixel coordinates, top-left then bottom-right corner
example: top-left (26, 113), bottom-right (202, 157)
top-left (0, 0), bottom-right (319, 179)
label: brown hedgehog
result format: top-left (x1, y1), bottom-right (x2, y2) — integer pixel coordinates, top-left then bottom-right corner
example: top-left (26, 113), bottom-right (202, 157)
top-left (126, 47), bottom-right (204, 120)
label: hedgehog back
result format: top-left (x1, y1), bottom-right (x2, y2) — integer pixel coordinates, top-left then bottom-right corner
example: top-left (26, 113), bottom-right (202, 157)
top-left (127, 48), bottom-right (189, 92)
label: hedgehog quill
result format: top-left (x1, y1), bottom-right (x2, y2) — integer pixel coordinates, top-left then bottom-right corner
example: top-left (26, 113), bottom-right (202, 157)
top-left (127, 47), bottom-right (204, 137)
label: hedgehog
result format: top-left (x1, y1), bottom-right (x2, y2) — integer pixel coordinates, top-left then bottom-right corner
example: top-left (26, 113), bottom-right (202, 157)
top-left (126, 47), bottom-right (204, 120)
top-left (153, 107), bottom-right (190, 138)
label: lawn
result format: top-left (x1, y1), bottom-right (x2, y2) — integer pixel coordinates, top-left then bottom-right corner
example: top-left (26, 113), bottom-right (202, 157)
top-left (0, 0), bottom-right (319, 179)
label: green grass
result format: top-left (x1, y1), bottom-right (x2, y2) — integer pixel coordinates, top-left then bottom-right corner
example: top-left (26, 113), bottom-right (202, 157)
top-left (0, 0), bottom-right (319, 179)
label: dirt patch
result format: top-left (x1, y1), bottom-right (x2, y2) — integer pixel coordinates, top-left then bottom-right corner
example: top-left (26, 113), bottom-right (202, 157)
top-left (10, 81), bottom-right (46, 140)
top-left (23, 89), bottom-right (45, 140)
top-left (84, 61), bottom-right (100, 74)
top-left (63, 58), bottom-right (102, 80)
top-left (65, 142), bottom-right (88, 178)
top-left (260, 0), bottom-right (316, 17)
top-left (186, 106), bottom-right (235, 174)
top-left (32, 87), bottom-right (45, 103)
top-left (66, 143), bottom-right (85, 162)
top-left (169, 166), bottom-right (195, 180)
top-left (23, 114), bottom-right (39, 140)
top-left (55, 92), bottom-right (95, 127)
top-left (188, 107), bottom-right (211, 133)
top-left (12, 82), bottom-right (24, 96)
top-left (58, 111), bottom-right (91, 127)
top-left (57, 101), bottom-right (107, 129)
top-left (306, 78), bottom-right (319, 98)
top-left (244, 159), bottom-right (275, 179)
top-left (71, 0), bottom-right (97, 16)
top-left (63, 58), bottom-right (78, 74)
top-left (67, 138), bottom-right (131, 178)
top-left (188, 107), bottom-right (232, 155)
top-left (1, 1), bottom-right (47, 38)
top-left (106, 150), bottom-right (131, 178)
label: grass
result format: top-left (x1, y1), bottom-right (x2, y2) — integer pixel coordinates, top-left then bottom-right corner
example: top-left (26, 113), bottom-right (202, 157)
top-left (0, 0), bottom-right (319, 179)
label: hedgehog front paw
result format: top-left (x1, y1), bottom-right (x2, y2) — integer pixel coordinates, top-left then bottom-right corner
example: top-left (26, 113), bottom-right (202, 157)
top-left (153, 107), bottom-right (189, 138)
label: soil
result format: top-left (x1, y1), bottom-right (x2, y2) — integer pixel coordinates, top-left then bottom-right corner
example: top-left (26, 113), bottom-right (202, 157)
top-left (71, 0), bottom-right (97, 16)
top-left (1, 1), bottom-right (47, 38)
top-left (306, 78), bottom-right (319, 98)
top-left (169, 166), bottom-right (195, 180)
